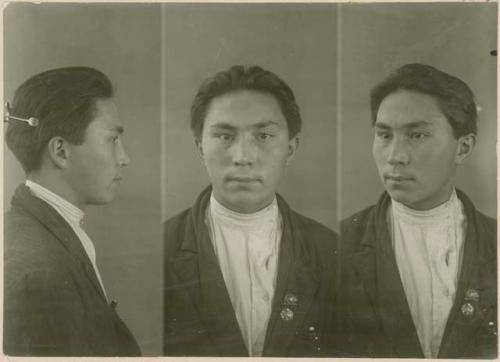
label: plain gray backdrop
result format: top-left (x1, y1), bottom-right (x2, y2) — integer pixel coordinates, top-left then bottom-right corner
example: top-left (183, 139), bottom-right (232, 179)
top-left (161, 3), bottom-right (339, 231)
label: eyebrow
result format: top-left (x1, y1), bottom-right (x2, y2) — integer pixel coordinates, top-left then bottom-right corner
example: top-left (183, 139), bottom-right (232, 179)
top-left (209, 120), bottom-right (281, 131)
top-left (374, 120), bottom-right (433, 130)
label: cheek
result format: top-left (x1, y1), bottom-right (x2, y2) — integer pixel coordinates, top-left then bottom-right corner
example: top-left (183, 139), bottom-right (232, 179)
top-left (414, 144), bottom-right (455, 182)
top-left (263, 147), bottom-right (290, 176)
top-left (204, 148), bottom-right (229, 168)
top-left (82, 147), bottom-right (116, 174)
top-left (372, 144), bottom-right (385, 166)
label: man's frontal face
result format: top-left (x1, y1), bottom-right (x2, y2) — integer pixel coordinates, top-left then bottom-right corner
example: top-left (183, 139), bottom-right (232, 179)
top-left (66, 98), bottom-right (130, 208)
top-left (372, 89), bottom-right (459, 210)
top-left (200, 90), bottom-right (296, 213)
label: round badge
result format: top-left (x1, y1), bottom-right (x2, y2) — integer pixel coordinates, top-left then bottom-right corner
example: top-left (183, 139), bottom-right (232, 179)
top-left (461, 302), bottom-right (475, 317)
top-left (280, 307), bottom-right (294, 321)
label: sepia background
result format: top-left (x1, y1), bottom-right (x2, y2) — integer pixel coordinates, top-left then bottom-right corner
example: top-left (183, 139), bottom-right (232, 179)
top-left (3, 3), bottom-right (162, 355)
top-left (3, 2), bottom-right (497, 357)
top-left (161, 3), bottom-right (339, 231)
top-left (339, 2), bottom-right (497, 219)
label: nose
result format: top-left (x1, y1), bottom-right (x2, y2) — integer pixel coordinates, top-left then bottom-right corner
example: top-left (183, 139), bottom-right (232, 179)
top-left (387, 137), bottom-right (410, 166)
top-left (117, 141), bottom-right (130, 167)
top-left (231, 135), bottom-right (257, 166)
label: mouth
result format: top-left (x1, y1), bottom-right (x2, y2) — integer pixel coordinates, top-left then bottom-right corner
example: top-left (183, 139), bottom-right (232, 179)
top-left (226, 176), bottom-right (261, 183)
top-left (384, 174), bottom-right (414, 182)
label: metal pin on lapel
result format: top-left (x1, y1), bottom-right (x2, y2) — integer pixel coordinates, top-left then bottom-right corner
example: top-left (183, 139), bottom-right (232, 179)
top-left (284, 292), bottom-right (299, 307)
top-left (465, 288), bottom-right (480, 302)
top-left (280, 307), bottom-right (294, 321)
top-left (4, 102), bottom-right (39, 127)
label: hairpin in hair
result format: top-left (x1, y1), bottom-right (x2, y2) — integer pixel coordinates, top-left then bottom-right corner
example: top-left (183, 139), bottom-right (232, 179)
top-left (4, 102), bottom-right (39, 127)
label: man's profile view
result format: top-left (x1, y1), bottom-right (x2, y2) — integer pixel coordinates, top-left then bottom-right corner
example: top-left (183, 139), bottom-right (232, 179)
top-left (4, 67), bottom-right (141, 356)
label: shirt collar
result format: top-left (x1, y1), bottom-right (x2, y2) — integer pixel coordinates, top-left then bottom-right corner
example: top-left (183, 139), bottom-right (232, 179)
top-left (391, 188), bottom-right (461, 224)
top-left (25, 180), bottom-right (85, 227)
top-left (209, 192), bottom-right (279, 226)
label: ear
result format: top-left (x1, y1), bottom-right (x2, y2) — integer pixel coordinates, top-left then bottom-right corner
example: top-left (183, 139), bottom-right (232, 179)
top-left (286, 135), bottom-right (299, 165)
top-left (195, 139), bottom-right (205, 162)
top-left (47, 136), bottom-right (71, 169)
top-left (455, 133), bottom-right (476, 164)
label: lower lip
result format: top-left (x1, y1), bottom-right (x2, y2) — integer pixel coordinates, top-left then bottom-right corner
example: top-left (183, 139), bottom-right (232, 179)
top-left (385, 177), bottom-right (413, 185)
top-left (227, 178), bottom-right (259, 183)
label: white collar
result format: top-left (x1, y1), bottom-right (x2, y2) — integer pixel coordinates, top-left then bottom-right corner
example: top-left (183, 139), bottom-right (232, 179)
top-left (209, 193), bottom-right (279, 226)
top-left (25, 180), bottom-right (85, 227)
top-left (391, 188), bottom-right (461, 225)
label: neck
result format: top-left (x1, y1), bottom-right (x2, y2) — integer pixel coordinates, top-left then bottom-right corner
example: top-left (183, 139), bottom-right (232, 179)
top-left (213, 193), bottom-right (276, 215)
top-left (28, 171), bottom-right (87, 211)
top-left (403, 183), bottom-right (454, 211)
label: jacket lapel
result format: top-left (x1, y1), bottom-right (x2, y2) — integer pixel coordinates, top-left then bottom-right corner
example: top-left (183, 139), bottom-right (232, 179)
top-left (438, 191), bottom-right (497, 358)
top-left (262, 197), bottom-right (320, 356)
top-left (13, 185), bottom-right (107, 301)
top-left (350, 193), bottom-right (423, 357)
top-left (170, 189), bottom-right (247, 356)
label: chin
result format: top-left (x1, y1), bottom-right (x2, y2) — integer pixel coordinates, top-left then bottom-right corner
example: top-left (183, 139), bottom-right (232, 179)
top-left (387, 189), bottom-right (415, 206)
top-left (224, 195), bottom-right (269, 213)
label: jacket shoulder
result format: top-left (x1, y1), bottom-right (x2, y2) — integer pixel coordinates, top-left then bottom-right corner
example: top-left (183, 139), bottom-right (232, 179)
top-left (289, 210), bottom-right (338, 251)
top-left (474, 209), bottom-right (497, 253)
top-left (163, 208), bottom-right (192, 254)
top-left (341, 205), bottom-right (377, 230)
top-left (4, 207), bottom-right (63, 272)
top-left (340, 205), bottom-right (377, 252)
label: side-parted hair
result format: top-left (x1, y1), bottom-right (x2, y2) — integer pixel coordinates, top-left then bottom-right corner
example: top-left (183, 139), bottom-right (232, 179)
top-left (190, 65), bottom-right (302, 140)
top-left (370, 63), bottom-right (477, 138)
top-left (6, 66), bottom-right (113, 173)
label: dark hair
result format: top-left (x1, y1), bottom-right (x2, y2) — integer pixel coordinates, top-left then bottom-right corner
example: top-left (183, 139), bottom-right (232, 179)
top-left (190, 65), bottom-right (302, 140)
top-left (6, 66), bottom-right (113, 173)
top-left (370, 63), bottom-right (477, 138)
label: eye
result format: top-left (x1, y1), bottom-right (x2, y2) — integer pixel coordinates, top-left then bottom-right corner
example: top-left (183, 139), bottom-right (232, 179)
top-left (112, 135), bottom-right (120, 144)
top-left (410, 132), bottom-right (427, 141)
top-left (257, 133), bottom-right (273, 141)
top-left (215, 133), bottom-right (233, 142)
top-left (376, 131), bottom-right (392, 140)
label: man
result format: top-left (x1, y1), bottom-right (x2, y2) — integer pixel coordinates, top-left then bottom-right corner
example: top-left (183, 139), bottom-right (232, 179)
top-left (4, 67), bottom-right (141, 356)
top-left (163, 65), bottom-right (338, 357)
top-left (339, 64), bottom-right (497, 358)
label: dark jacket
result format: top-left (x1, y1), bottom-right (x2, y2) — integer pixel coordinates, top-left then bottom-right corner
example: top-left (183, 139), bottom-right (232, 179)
top-left (338, 190), bottom-right (497, 358)
top-left (163, 187), bottom-right (339, 356)
top-left (4, 185), bottom-right (141, 356)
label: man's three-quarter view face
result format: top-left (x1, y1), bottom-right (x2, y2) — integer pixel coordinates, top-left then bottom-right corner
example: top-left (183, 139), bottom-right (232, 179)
top-left (65, 98), bottom-right (130, 209)
top-left (339, 63), bottom-right (495, 359)
top-left (372, 89), bottom-right (474, 210)
top-left (197, 90), bottom-right (297, 214)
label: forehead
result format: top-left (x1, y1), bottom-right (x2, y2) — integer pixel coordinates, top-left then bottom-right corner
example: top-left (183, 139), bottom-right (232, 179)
top-left (376, 89), bottom-right (448, 129)
top-left (88, 98), bottom-right (123, 131)
top-left (204, 90), bottom-right (287, 129)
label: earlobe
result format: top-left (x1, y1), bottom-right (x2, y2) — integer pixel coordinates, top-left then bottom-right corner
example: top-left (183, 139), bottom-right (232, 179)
top-left (455, 133), bottom-right (476, 164)
top-left (47, 137), bottom-right (70, 169)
